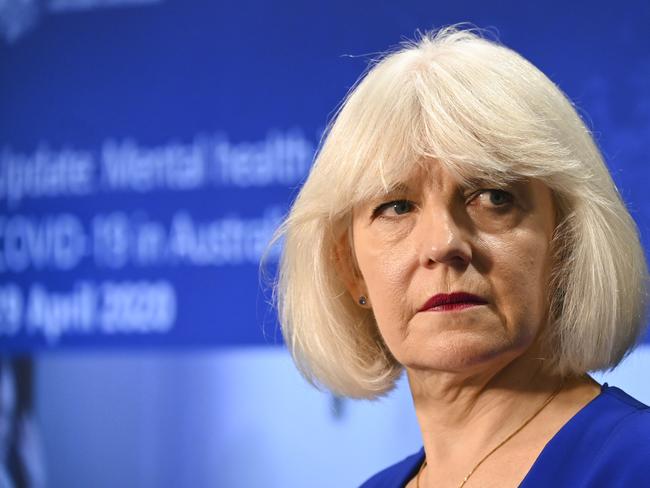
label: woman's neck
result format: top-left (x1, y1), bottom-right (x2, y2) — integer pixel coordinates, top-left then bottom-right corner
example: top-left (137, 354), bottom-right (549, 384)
top-left (405, 354), bottom-right (600, 487)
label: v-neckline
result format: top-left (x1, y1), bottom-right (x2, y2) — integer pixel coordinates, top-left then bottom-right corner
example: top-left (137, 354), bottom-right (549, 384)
top-left (404, 383), bottom-right (609, 488)
top-left (517, 382), bottom-right (609, 486)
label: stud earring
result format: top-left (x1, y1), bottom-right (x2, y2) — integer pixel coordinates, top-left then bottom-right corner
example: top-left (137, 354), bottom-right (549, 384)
top-left (358, 296), bottom-right (367, 306)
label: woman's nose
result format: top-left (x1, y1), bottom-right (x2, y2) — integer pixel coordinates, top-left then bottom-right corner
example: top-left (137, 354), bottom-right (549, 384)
top-left (417, 210), bottom-right (472, 268)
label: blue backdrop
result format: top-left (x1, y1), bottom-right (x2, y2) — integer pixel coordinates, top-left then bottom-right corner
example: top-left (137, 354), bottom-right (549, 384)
top-left (1, 2), bottom-right (649, 345)
top-left (1, 2), bottom-right (650, 488)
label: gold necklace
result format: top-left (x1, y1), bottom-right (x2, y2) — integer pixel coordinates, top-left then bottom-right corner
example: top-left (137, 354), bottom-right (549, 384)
top-left (415, 383), bottom-right (563, 488)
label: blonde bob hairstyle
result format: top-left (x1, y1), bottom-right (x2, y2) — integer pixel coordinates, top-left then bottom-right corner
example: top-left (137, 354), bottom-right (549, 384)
top-left (274, 25), bottom-right (648, 399)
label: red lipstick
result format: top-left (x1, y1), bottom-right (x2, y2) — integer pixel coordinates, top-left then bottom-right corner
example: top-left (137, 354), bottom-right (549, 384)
top-left (419, 292), bottom-right (487, 312)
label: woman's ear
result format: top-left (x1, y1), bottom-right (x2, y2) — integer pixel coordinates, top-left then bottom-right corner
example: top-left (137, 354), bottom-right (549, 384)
top-left (333, 231), bottom-right (370, 307)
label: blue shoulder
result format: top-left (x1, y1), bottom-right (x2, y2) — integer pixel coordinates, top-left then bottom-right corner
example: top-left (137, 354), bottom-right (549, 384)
top-left (586, 408), bottom-right (650, 486)
top-left (603, 408), bottom-right (650, 455)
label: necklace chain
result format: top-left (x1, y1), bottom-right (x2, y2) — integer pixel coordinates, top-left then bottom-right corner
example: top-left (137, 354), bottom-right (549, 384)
top-left (415, 383), bottom-right (563, 488)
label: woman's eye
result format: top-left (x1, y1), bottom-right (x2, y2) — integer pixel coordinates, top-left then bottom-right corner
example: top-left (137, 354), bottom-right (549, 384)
top-left (372, 200), bottom-right (415, 218)
top-left (472, 189), bottom-right (514, 207)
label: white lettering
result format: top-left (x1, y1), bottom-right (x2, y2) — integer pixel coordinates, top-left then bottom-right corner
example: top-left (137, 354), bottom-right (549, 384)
top-left (0, 130), bottom-right (314, 207)
top-left (99, 280), bottom-right (175, 333)
top-left (0, 214), bottom-right (87, 272)
top-left (0, 284), bottom-right (23, 335)
top-left (168, 206), bottom-right (283, 266)
top-left (22, 280), bottom-right (176, 343)
top-left (0, 145), bottom-right (94, 208)
top-left (92, 213), bottom-right (131, 269)
top-left (26, 282), bottom-right (96, 343)
top-left (209, 130), bottom-right (313, 187)
top-left (101, 139), bottom-right (205, 192)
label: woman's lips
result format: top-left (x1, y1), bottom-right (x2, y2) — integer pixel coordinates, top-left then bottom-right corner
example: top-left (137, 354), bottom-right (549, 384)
top-left (419, 292), bottom-right (488, 312)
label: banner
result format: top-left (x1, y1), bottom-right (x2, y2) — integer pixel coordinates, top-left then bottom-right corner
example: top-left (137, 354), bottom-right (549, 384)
top-left (2, 0), bottom-right (649, 349)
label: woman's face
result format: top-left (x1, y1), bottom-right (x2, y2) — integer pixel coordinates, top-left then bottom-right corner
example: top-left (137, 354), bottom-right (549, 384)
top-left (348, 163), bottom-right (557, 373)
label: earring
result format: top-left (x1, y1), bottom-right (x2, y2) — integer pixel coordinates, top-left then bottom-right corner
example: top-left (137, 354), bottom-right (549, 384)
top-left (358, 296), bottom-right (367, 306)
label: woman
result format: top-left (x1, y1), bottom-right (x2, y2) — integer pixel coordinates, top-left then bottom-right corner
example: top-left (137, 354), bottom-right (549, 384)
top-left (274, 26), bottom-right (649, 487)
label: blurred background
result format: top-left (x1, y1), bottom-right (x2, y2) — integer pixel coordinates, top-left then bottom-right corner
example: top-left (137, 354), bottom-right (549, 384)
top-left (1, 1), bottom-right (649, 487)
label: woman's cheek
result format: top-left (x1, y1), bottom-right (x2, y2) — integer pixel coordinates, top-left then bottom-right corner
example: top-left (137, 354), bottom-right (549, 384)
top-left (359, 229), bottom-right (416, 283)
top-left (487, 232), bottom-right (550, 322)
top-left (361, 254), bottom-right (409, 310)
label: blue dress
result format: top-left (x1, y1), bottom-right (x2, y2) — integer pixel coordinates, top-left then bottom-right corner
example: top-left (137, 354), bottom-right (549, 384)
top-left (360, 384), bottom-right (650, 487)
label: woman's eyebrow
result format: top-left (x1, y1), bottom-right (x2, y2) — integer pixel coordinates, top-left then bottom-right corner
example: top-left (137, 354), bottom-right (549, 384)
top-left (461, 176), bottom-right (522, 190)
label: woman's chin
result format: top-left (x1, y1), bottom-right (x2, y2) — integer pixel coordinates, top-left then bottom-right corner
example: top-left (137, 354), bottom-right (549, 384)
top-left (399, 333), bottom-right (530, 375)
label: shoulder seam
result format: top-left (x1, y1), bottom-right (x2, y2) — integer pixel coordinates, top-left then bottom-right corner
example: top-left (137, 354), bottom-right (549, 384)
top-left (604, 387), bottom-right (650, 411)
